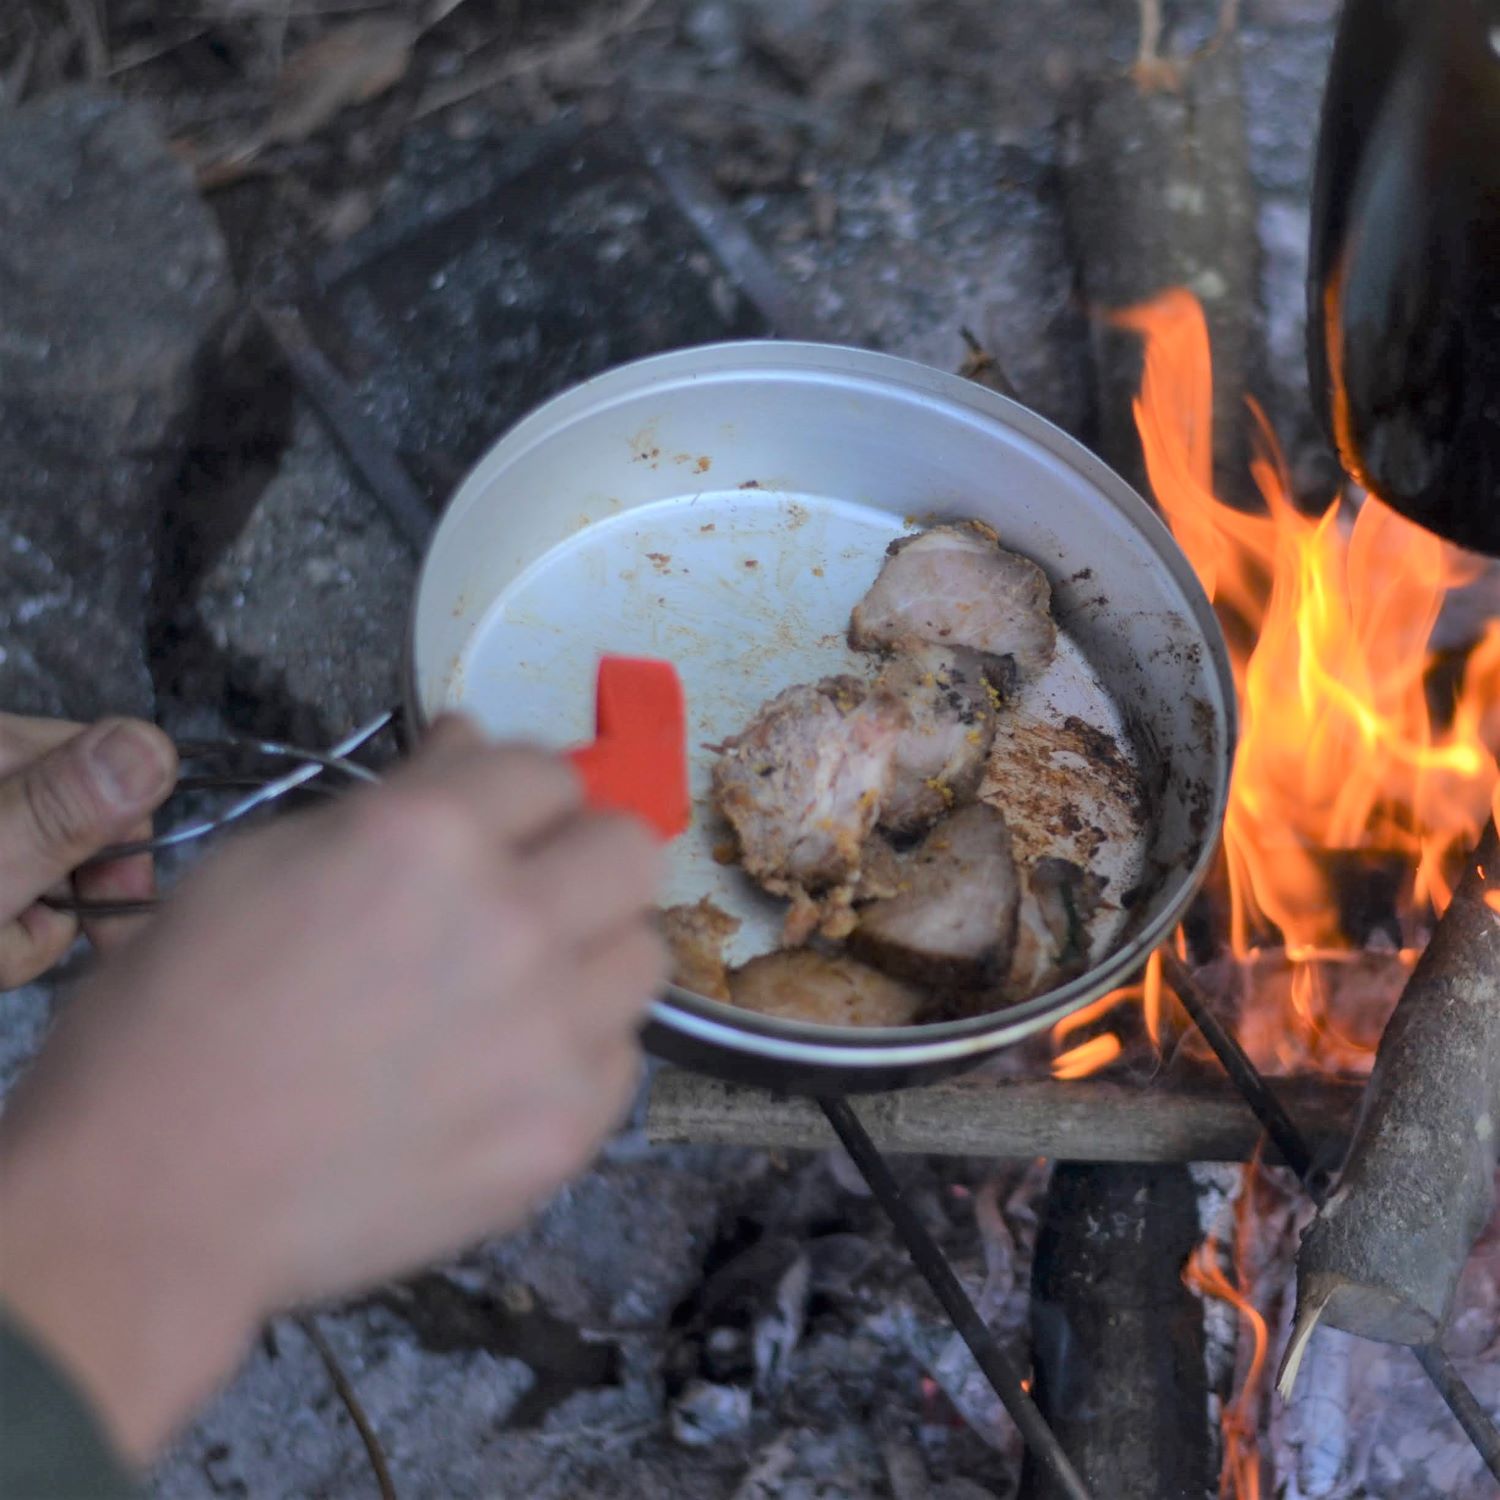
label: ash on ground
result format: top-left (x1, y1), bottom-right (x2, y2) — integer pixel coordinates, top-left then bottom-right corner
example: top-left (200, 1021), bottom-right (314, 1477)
top-left (152, 1141), bottom-right (1042, 1500)
top-left (5, 1), bottom-right (1500, 1497)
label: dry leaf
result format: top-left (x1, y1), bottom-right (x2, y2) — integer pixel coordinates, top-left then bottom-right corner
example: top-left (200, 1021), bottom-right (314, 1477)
top-left (268, 18), bottom-right (416, 145)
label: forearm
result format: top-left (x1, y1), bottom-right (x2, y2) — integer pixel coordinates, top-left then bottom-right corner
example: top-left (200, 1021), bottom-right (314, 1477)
top-left (0, 1078), bottom-right (255, 1466)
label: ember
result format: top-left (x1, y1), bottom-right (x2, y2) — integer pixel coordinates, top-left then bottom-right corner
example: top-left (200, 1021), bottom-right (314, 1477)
top-left (1186, 1175), bottom-right (1271, 1500)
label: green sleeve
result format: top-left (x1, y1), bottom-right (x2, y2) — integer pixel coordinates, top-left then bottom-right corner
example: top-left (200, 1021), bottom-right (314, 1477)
top-left (0, 1310), bottom-right (138, 1499)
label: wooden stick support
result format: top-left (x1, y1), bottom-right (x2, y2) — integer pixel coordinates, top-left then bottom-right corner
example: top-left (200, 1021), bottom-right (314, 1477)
top-left (1021, 1164), bottom-right (1211, 1499)
top-left (1282, 824), bottom-right (1500, 1378)
top-left (646, 1069), bottom-right (1361, 1165)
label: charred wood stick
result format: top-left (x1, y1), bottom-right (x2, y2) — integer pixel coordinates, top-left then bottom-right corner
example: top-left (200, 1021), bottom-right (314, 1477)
top-left (1021, 1165), bottom-right (1211, 1500)
top-left (1282, 823), bottom-right (1500, 1364)
top-left (645, 1068), bottom-right (1361, 1165)
top-left (1160, 951), bottom-right (1334, 1192)
top-left (820, 1098), bottom-right (1092, 1500)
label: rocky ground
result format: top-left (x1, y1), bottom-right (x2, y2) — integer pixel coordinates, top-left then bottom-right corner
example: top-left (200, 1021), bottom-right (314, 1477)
top-left (6, 2), bottom-right (1500, 1497)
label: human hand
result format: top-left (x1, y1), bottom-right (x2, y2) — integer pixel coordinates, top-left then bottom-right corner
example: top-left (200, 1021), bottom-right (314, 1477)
top-left (0, 713), bottom-right (178, 986)
top-left (0, 717), bottom-right (667, 1464)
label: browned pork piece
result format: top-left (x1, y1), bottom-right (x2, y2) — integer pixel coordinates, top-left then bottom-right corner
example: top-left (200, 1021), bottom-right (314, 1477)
top-left (851, 803), bottom-right (1020, 989)
top-left (854, 831), bottom-right (903, 902)
top-left (849, 524), bottom-right (1057, 692)
top-left (728, 949), bottom-right (925, 1027)
top-left (875, 643), bottom-right (996, 838)
top-left (1004, 857), bottom-right (1106, 1000)
top-left (712, 676), bottom-right (909, 941)
top-left (662, 899), bottom-right (742, 1002)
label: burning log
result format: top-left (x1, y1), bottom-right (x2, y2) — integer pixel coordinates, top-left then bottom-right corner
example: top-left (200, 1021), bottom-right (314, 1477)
top-left (1020, 1164), bottom-right (1211, 1500)
top-left (1282, 824), bottom-right (1500, 1373)
top-left (645, 1070), bottom-right (1361, 1165)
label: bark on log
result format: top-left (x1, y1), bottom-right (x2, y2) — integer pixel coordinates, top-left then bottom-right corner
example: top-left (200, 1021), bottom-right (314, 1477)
top-left (645, 1069), bottom-right (1361, 1165)
top-left (1020, 1164), bottom-right (1212, 1500)
top-left (1283, 824), bottom-right (1500, 1371)
top-left (1062, 40), bottom-right (1258, 504)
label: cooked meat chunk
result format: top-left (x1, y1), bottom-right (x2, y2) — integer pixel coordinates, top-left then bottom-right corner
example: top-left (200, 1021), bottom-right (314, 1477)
top-left (850, 804), bottom-right (1019, 989)
top-left (854, 831), bottom-right (903, 902)
top-left (1005, 857), bottom-right (1106, 1000)
top-left (728, 949), bottom-right (925, 1027)
top-left (663, 899), bottom-right (742, 1001)
top-left (712, 676), bottom-right (908, 939)
top-left (876, 644), bottom-right (996, 838)
top-left (849, 524), bottom-right (1057, 691)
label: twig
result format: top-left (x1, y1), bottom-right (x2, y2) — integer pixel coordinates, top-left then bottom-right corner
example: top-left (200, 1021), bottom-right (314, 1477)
top-left (104, 26), bottom-right (206, 78)
top-left (1135, 0), bottom-right (1163, 72)
top-left (296, 1314), bottom-right (398, 1500)
top-left (179, 0), bottom-right (397, 13)
top-left (1416, 1345), bottom-right (1500, 1475)
top-left (254, 300), bottom-right (432, 553)
top-left (1159, 951), bottom-right (1320, 1190)
top-left (1157, 951), bottom-right (1500, 1483)
top-left (62, 0), bottom-right (109, 78)
top-left (1, 24), bottom-right (37, 108)
top-left (819, 1097), bottom-right (1093, 1500)
top-left (414, 0), bottom-right (658, 118)
top-left (421, 0), bottom-right (477, 32)
top-left (958, 327), bottom-right (1021, 403)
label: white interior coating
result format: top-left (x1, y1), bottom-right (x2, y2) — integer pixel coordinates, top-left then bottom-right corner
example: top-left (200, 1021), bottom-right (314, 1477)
top-left (453, 488), bottom-right (1143, 968)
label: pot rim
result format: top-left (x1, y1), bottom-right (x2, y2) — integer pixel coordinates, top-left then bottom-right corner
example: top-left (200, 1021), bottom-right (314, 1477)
top-left (405, 338), bottom-right (1237, 1075)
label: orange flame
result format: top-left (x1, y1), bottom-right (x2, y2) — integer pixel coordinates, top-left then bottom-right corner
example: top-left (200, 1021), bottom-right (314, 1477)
top-left (1047, 952), bottom-right (1172, 1078)
top-left (1112, 290), bottom-right (1500, 1064)
top-left (1185, 1168), bottom-right (1270, 1500)
top-left (1186, 1242), bottom-right (1266, 1500)
top-left (1050, 1032), bottom-right (1121, 1081)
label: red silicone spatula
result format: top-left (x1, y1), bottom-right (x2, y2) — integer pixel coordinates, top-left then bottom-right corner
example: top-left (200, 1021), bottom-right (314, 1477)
top-left (565, 657), bottom-right (689, 843)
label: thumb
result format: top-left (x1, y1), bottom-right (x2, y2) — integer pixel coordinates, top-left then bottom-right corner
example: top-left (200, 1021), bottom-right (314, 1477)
top-left (0, 719), bottom-right (177, 919)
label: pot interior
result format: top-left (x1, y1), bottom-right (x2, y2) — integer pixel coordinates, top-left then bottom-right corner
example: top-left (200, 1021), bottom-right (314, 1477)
top-left (410, 342), bottom-right (1234, 1061)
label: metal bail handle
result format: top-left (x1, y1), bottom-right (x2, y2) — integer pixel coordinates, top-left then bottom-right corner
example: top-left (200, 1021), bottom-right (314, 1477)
top-left (46, 657), bottom-right (690, 919)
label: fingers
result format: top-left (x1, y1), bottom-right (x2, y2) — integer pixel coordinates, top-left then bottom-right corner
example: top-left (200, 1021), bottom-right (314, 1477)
top-left (564, 917), bottom-right (669, 1024)
top-left (0, 715), bottom-right (84, 780)
top-left (0, 901), bottom-right (79, 990)
top-left (76, 818), bottom-right (157, 952)
top-left (519, 812), bottom-right (664, 947)
top-left (395, 731), bottom-right (585, 849)
top-left (0, 720), bottom-right (177, 921)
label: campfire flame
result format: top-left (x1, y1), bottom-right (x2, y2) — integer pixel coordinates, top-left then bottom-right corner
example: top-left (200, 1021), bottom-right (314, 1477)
top-left (1118, 290), bottom-right (1500, 950)
top-left (1042, 289), bottom-right (1500, 1494)
top-left (1048, 288), bottom-right (1500, 1077)
top-left (1185, 1169), bottom-right (1270, 1500)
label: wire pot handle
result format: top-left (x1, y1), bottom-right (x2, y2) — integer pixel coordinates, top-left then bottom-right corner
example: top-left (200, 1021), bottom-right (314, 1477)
top-left (43, 710), bottom-right (397, 919)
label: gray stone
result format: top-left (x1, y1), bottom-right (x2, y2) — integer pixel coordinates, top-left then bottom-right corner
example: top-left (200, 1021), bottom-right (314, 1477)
top-left (1239, 21), bottom-right (1336, 200)
top-left (1255, 193), bottom-right (1340, 499)
top-left (0, 87), bottom-right (232, 721)
top-left (684, 1), bottom-right (748, 70)
top-left (0, 981), bottom-right (53, 1097)
top-left (193, 408), bottom-right (415, 746)
top-left (742, 131), bottom-right (1091, 437)
top-left (1244, 0), bottom-right (1339, 26)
